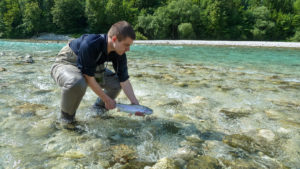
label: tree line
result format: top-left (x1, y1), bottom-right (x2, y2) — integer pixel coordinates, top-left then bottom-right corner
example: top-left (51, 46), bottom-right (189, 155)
top-left (0, 0), bottom-right (300, 41)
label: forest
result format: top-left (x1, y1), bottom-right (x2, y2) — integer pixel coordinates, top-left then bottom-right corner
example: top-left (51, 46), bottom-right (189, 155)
top-left (0, 0), bottom-right (300, 41)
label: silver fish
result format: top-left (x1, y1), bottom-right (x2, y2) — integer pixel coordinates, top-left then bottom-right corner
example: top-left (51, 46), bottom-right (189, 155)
top-left (116, 103), bottom-right (153, 116)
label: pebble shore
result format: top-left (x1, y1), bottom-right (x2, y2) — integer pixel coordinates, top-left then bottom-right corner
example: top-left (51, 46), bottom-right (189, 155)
top-left (134, 40), bottom-right (300, 48)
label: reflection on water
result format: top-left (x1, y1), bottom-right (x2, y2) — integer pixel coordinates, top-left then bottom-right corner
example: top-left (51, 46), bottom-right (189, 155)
top-left (0, 40), bottom-right (300, 168)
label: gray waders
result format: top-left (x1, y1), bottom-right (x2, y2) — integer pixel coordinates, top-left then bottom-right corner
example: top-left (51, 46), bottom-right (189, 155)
top-left (50, 44), bottom-right (121, 121)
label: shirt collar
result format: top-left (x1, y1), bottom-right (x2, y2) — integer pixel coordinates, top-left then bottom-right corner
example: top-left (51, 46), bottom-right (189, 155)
top-left (103, 34), bottom-right (108, 56)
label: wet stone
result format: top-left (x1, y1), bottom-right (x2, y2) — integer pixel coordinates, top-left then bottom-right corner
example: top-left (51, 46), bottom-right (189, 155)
top-left (222, 134), bottom-right (277, 157)
top-left (172, 113), bottom-right (191, 121)
top-left (62, 149), bottom-right (85, 159)
top-left (172, 147), bottom-right (197, 161)
top-left (162, 74), bottom-right (177, 81)
top-left (110, 161), bottom-right (155, 169)
top-left (111, 144), bottom-right (137, 164)
top-left (279, 119), bottom-right (300, 128)
top-left (216, 85), bottom-right (234, 91)
top-left (264, 109), bottom-right (285, 120)
top-left (257, 129), bottom-right (275, 142)
top-left (150, 157), bottom-right (179, 169)
top-left (25, 54), bottom-right (34, 63)
top-left (172, 82), bottom-right (189, 88)
top-left (27, 118), bottom-right (56, 137)
top-left (0, 67), bottom-right (6, 72)
top-left (187, 155), bottom-right (222, 169)
top-left (267, 98), bottom-right (300, 108)
top-left (220, 158), bottom-right (262, 169)
top-left (158, 100), bottom-right (182, 106)
top-left (219, 107), bottom-right (252, 119)
top-left (14, 102), bottom-right (48, 115)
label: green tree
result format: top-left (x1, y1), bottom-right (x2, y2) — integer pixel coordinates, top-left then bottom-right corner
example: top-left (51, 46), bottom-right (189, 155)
top-left (136, 0), bottom-right (202, 39)
top-left (51, 0), bottom-right (86, 33)
top-left (105, 0), bottom-right (138, 27)
top-left (22, 1), bottom-right (42, 35)
top-left (250, 6), bottom-right (275, 40)
top-left (178, 23), bottom-right (196, 39)
top-left (2, 0), bottom-right (23, 38)
top-left (274, 12), bottom-right (294, 40)
top-left (85, 0), bottom-right (108, 33)
top-left (40, 0), bottom-right (55, 33)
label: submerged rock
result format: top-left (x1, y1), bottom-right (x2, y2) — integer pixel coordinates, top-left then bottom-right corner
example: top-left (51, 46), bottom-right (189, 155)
top-left (172, 147), bottom-right (197, 161)
top-left (223, 134), bottom-right (277, 157)
top-left (264, 109), bottom-right (285, 120)
top-left (111, 144), bottom-right (137, 164)
top-left (172, 113), bottom-right (191, 121)
top-left (25, 54), bottom-right (34, 63)
top-left (27, 118), bottom-right (56, 137)
top-left (14, 102), bottom-right (48, 115)
top-left (187, 155), bottom-right (222, 169)
top-left (150, 157), bottom-right (179, 169)
top-left (220, 158), bottom-right (264, 169)
top-left (62, 149), bottom-right (85, 159)
top-left (219, 107), bottom-right (252, 119)
top-left (110, 161), bottom-right (155, 169)
top-left (173, 82), bottom-right (189, 88)
top-left (157, 100), bottom-right (182, 106)
top-left (0, 67), bottom-right (6, 72)
top-left (279, 119), bottom-right (300, 128)
top-left (267, 98), bottom-right (300, 108)
top-left (257, 129), bottom-right (275, 142)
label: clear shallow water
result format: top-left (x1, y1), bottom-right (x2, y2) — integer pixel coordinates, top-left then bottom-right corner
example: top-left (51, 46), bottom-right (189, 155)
top-left (0, 40), bottom-right (300, 168)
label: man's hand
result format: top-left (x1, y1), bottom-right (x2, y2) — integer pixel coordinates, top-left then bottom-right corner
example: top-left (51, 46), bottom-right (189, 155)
top-left (83, 74), bottom-right (116, 110)
top-left (104, 97), bottom-right (116, 109)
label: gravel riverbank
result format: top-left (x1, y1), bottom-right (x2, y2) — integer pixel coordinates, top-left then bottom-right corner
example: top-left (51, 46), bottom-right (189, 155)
top-left (134, 40), bottom-right (300, 48)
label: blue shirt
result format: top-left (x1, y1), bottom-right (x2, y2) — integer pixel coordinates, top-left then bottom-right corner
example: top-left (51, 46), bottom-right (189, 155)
top-left (69, 34), bottom-right (129, 82)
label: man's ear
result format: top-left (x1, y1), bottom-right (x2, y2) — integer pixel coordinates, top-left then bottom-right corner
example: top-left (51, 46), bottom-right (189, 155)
top-left (112, 36), bottom-right (117, 42)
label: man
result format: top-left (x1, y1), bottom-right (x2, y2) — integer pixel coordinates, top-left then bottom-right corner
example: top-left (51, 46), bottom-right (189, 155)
top-left (51, 21), bottom-right (139, 123)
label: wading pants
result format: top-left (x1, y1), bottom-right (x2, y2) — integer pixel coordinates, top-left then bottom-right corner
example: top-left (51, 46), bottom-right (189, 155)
top-left (50, 44), bottom-right (121, 119)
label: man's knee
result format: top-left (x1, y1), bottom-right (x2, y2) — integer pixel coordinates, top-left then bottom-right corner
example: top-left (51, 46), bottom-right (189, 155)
top-left (64, 76), bottom-right (87, 93)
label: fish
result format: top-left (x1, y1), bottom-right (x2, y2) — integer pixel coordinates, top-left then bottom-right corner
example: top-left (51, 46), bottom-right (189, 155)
top-left (116, 103), bottom-right (153, 116)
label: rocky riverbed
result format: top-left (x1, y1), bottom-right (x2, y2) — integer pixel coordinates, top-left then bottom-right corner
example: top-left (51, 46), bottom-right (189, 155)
top-left (0, 40), bottom-right (299, 168)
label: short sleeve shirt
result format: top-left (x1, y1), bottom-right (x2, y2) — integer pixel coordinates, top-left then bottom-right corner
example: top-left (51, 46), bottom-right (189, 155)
top-left (69, 34), bottom-right (129, 82)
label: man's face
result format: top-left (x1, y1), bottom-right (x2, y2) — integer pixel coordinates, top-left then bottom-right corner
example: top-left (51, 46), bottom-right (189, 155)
top-left (113, 36), bottom-right (133, 55)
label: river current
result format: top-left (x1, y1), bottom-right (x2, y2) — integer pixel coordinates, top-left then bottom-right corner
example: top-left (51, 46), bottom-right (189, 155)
top-left (0, 40), bottom-right (299, 168)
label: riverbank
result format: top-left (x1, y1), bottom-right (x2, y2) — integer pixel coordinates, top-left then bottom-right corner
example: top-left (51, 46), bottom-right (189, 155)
top-left (3, 37), bottom-right (300, 48)
top-left (134, 40), bottom-right (300, 48)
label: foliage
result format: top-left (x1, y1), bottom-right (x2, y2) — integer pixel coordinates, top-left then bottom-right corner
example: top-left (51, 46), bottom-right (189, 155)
top-left (135, 31), bottom-right (148, 40)
top-left (51, 0), bottom-right (86, 33)
top-left (290, 30), bottom-right (300, 41)
top-left (22, 1), bottom-right (42, 35)
top-left (0, 0), bottom-right (299, 41)
top-left (250, 6), bottom-right (275, 40)
top-left (178, 23), bottom-right (196, 39)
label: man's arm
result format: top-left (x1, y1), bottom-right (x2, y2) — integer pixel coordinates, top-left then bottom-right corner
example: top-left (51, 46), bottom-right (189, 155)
top-left (83, 74), bottom-right (116, 109)
top-left (120, 79), bottom-right (139, 105)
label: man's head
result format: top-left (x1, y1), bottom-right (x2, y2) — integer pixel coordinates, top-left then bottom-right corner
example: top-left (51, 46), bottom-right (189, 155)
top-left (108, 21), bottom-right (135, 55)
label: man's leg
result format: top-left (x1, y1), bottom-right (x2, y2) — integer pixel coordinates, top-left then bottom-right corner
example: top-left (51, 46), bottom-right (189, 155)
top-left (94, 69), bottom-right (121, 110)
top-left (51, 64), bottom-right (87, 121)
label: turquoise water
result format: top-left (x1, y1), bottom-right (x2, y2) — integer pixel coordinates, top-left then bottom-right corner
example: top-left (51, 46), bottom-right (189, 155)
top-left (0, 40), bottom-right (300, 168)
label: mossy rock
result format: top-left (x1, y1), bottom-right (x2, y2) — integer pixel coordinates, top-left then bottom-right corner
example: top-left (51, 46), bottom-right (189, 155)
top-left (150, 157), bottom-right (179, 169)
top-left (14, 102), bottom-right (48, 115)
top-left (111, 144), bottom-right (137, 164)
top-left (222, 134), bottom-right (277, 157)
top-left (0, 67), bottom-right (6, 72)
top-left (187, 156), bottom-right (222, 169)
top-left (173, 113), bottom-right (191, 121)
top-left (219, 107), bottom-right (252, 119)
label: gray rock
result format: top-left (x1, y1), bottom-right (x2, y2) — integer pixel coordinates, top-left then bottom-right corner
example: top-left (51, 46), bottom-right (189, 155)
top-left (0, 67), bottom-right (6, 72)
top-left (25, 54), bottom-right (34, 63)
